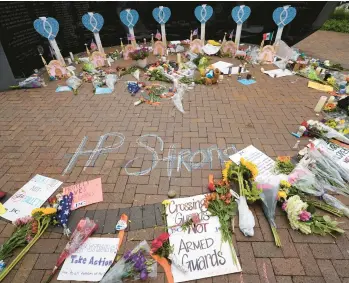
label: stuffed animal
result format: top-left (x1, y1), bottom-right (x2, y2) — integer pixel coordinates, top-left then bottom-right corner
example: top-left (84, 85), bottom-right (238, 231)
top-left (204, 67), bottom-right (220, 85)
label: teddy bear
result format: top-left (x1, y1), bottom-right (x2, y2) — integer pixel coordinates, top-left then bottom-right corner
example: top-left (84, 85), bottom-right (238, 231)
top-left (204, 67), bottom-right (220, 85)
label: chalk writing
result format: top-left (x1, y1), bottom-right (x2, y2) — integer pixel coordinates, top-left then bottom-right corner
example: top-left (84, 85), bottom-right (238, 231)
top-left (63, 132), bottom-right (237, 178)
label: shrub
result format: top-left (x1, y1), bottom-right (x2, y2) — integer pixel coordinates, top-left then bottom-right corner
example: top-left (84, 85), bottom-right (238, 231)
top-left (321, 19), bottom-right (349, 33)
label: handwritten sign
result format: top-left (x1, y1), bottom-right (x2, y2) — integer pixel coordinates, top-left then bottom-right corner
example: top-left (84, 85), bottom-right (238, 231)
top-left (63, 178), bottom-right (103, 210)
top-left (58, 238), bottom-right (119, 282)
top-left (166, 195), bottom-right (241, 282)
top-left (229, 145), bottom-right (275, 182)
top-left (1, 175), bottom-right (62, 221)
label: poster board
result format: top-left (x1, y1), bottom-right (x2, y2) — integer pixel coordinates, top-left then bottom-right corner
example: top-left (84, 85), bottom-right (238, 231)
top-left (1, 175), bottom-right (62, 221)
top-left (63, 178), bottom-right (103, 210)
top-left (166, 195), bottom-right (241, 282)
top-left (58, 238), bottom-right (119, 282)
top-left (229, 145), bottom-right (275, 182)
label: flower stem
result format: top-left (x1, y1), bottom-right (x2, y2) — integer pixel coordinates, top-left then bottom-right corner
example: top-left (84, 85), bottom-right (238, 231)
top-left (0, 218), bottom-right (50, 281)
top-left (271, 226), bottom-right (282, 247)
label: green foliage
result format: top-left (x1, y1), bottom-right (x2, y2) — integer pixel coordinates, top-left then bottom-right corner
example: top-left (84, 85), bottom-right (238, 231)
top-left (330, 8), bottom-right (349, 20)
top-left (321, 19), bottom-right (349, 33)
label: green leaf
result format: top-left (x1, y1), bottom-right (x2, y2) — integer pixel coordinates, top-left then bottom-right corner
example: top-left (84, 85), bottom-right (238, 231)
top-left (323, 215), bottom-right (331, 223)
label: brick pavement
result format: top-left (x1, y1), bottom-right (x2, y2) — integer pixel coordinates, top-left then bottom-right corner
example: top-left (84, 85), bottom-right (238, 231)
top-left (1, 32), bottom-right (349, 282)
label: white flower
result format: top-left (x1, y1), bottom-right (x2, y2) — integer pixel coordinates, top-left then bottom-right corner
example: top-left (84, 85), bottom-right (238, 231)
top-left (284, 196), bottom-right (312, 234)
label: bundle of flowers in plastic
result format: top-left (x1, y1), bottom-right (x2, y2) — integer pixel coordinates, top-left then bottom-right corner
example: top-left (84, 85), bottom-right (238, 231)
top-left (288, 160), bottom-right (349, 217)
top-left (282, 195), bottom-right (344, 237)
top-left (101, 240), bottom-right (157, 283)
top-left (307, 120), bottom-right (349, 144)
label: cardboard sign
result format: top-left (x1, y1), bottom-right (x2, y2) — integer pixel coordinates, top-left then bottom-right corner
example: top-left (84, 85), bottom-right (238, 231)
top-left (229, 145), bottom-right (275, 182)
top-left (58, 238), bottom-right (119, 282)
top-left (63, 178), bottom-right (103, 210)
top-left (166, 195), bottom-right (241, 282)
top-left (1, 175), bottom-right (62, 221)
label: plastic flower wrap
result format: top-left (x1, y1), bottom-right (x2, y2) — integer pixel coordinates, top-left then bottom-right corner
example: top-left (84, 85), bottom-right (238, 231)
top-left (283, 195), bottom-right (344, 237)
top-left (101, 240), bottom-right (157, 283)
top-left (307, 120), bottom-right (349, 144)
top-left (66, 76), bottom-right (82, 95)
top-left (44, 218), bottom-right (98, 283)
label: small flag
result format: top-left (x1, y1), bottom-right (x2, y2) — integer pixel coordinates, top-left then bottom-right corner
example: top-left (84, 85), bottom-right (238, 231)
top-left (192, 28), bottom-right (198, 36)
top-left (263, 32), bottom-right (273, 40)
top-left (229, 30), bottom-right (234, 39)
top-left (127, 34), bottom-right (135, 41)
top-left (155, 29), bottom-right (161, 40)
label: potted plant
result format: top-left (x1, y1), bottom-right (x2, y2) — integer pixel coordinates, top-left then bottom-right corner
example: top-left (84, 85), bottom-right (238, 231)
top-left (130, 47), bottom-right (149, 68)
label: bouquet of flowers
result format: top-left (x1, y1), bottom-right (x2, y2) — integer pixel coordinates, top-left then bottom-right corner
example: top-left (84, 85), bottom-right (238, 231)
top-left (203, 180), bottom-right (239, 264)
top-left (44, 218), bottom-right (98, 283)
top-left (274, 156), bottom-right (295, 175)
top-left (130, 47), bottom-right (149, 61)
top-left (151, 233), bottom-right (172, 257)
top-left (282, 195), bottom-right (344, 237)
top-left (101, 240), bottom-right (157, 283)
top-left (223, 159), bottom-right (261, 202)
top-left (306, 120), bottom-right (349, 144)
top-left (0, 207), bottom-right (57, 281)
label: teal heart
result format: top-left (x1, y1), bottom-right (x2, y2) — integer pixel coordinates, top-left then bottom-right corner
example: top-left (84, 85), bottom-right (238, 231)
top-left (273, 6), bottom-right (297, 28)
top-left (232, 5), bottom-right (251, 25)
top-left (153, 6), bottom-right (171, 24)
top-left (120, 9), bottom-right (139, 28)
top-left (34, 17), bottom-right (59, 40)
top-left (194, 4), bottom-right (213, 23)
top-left (82, 13), bottom-right (104, 32)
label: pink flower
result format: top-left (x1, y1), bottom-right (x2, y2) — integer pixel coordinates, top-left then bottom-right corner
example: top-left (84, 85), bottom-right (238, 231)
top-left (151, 239), bottom-right (163, 253)
top-left (157, 233), bottom-right (170, 243)
top-left (281, 202), bottom-right (287, 211)
top-left (299, 210), bottom-right (311, 222)
top-left (191, 213), bottom-right (201, 225)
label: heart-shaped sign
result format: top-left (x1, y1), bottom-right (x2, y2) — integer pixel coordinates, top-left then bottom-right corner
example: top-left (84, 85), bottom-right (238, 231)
top-left (82, 12), bottom-right (104, 32)
top-left (194, 4), bottom-right (213, 23)
top-left (120, 9), bottom-right (139, 28)
top-left (33, 17), bottom-right (59, 40)
top-left (153, 6), bottom-right (171, 24)
top-left (273, 6), bottom-right (297, 28)
top-left (232, 5), bottom-right (251, 25)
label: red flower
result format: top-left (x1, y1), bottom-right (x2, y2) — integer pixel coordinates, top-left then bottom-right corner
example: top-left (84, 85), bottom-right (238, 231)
top-left (191, 213), bottom-right (201, 225)
top-left (151, 239), bottom-right (163, 252)
top-left (48, 196), bottom-right (57, 205)
top-left (157, 232), bottom-right (170, 243)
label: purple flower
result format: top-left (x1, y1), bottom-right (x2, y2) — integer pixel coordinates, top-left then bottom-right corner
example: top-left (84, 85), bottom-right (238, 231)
top-left (281, 202), bottom-right (287, 211)
top-left (299, 210), bottom-right (311, 222)
top-left (140, 269), bottom-right (148, 281)
top-left (124, 251), bottom-right (132, 260)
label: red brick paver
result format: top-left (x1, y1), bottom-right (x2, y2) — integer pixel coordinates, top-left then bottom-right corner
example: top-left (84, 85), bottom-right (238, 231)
top-left (0, 32), bottom-right (348, 282)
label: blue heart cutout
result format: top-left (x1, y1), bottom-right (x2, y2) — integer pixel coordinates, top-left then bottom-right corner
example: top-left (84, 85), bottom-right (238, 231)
top-left (33, 17), bottom-right (59, 40)
top-left (153, 6), bottom-right (171, 24)
top-left (232, 5), bottom-right (251, 25)
top-left (194, 4), bottom-right (213, 23)
top-left (273, 6), bottom-right (297, 28)
top-left (120, 9), bottom-right (139, 28)
top-left (82, 13), bottom-right (104, 32)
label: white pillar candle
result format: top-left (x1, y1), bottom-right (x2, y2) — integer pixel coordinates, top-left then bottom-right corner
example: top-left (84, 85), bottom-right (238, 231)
top-left (177, 53), bottom-right (181, 64)
top-left (67, 58), bottom-right (72, 65)
top-left (314, 96), bottom-right (328, 113)
top-left (327, 96), bottom-right (335, 103)
top-left (69, 52), bottom-right (74, 61)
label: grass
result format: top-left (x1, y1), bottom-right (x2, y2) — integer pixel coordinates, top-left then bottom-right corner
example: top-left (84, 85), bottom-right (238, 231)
top-left (321, 8), bottom-right (349, 33)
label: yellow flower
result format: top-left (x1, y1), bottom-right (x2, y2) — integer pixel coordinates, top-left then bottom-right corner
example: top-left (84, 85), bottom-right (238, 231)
top-left (240, 158), bottom-right (258, 180)
top-left (278, 191), bottom-right (287, 200)
top-left (280, 180), bottom-right (291, 188)
top-left (222, 161), bottom-right (232, 182)
top-left (162, 200), bottom-right (171, 206)
top-left (31, 208), bottom-right (43, 215)
top-left (42, 207), bottom-right (57, 215)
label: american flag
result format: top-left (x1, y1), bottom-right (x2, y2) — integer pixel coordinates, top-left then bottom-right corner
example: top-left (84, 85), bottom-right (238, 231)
top-left (55, 192), bottom-right (73, 229)
top-left (155, 30), bottom-right (161, 40)
top-left (229, 30), bottom-right (234, 39)
top-left (192, 28), bottom-right (198, 36)
top-left (127, 34), bottom-right (135, 41)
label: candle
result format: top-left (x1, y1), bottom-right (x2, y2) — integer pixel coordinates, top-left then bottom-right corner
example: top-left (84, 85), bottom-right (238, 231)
top-left (69, 52), bottom-right (74, 61)
top-left (314, 96), bottom-right (328, 113)
top-left (107, 60), bottom-right (111, 67)
top-left (177, 53), bottom-right (181, 64)
top-left (162, 56), bottom-right (166, 62)
top-left (67, 58), bottom-right (72, 65)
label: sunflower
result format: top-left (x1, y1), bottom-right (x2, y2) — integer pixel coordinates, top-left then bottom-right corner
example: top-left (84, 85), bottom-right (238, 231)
top-left (240, 158), bottom-right (258, 180)
top-left (42, 207), bottom-right (57, 215)
top-left (222, 161), bottom-right (232, 183)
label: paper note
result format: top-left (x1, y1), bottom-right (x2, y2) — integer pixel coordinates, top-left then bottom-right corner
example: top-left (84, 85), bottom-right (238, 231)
top-left (63, 178), bottom-right (103, 210)
top-left (263, 68), bottom-right (293, 78)
top-left (166, 195), bottom-right (241, 282)
top-left (308, 81), bottom-right (333, 92)
top-left (1, 175), bottom-right (62, 221)
top-left (58, 238), bottom-right (119, 282)
top-left (229, 145), bottom-right (276, 182)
